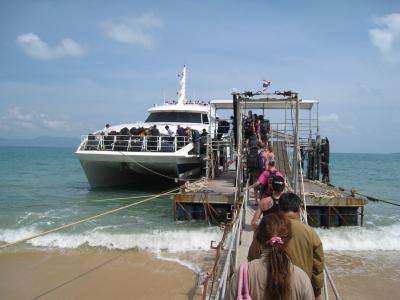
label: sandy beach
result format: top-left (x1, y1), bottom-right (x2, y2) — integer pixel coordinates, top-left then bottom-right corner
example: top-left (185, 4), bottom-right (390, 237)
top-left (2, 248), bottom-right (399, 300)
top-left (0, 249), bottom-right (202, 300)
top-left (325, 250), bottom-right (400, 300)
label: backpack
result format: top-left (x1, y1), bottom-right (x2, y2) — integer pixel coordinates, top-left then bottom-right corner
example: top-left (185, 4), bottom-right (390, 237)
top-left (258, 151), bottom-right (265, 170)
top-left (247, 149), bottom-right (259, 169)
top-left (243, 117), bottom-right (254, 137)
top-left (260, 119), bottom-right (270, 135)
top-left (259, 170), bottom-right (279, 198)
top-left (248, 135), bottom-right (258, 150)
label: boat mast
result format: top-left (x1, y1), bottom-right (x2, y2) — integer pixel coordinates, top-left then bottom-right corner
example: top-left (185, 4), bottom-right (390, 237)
top-left (177, 65), bottom-right (186, 105)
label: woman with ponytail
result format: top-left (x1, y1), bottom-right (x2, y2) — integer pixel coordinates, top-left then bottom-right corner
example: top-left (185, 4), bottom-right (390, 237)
top-left (227, 213), bottom-right (313, 300)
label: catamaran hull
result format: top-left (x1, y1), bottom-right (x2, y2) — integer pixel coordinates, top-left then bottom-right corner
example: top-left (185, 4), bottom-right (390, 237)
top-left (76, 151), bottom-right (202, 188)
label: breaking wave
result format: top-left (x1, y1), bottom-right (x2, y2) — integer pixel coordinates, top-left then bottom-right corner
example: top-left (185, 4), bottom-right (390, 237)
top-left (2, 222), bottom-right (400, 253)
top-left (317, 222), bottom-right (400, 251)
top-left (0, 226), bottom-right (223, 253)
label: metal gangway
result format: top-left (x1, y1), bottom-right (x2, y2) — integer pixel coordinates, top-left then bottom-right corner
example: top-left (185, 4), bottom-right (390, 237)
top-left (202, 91), bottom-right (341, 300)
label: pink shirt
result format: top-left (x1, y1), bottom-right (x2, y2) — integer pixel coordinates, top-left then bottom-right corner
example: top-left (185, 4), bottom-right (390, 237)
top-left (257, 170), bottom-right (284, 185)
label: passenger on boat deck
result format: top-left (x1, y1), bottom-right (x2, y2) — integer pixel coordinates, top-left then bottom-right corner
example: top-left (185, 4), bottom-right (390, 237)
top-left (191, 128), bottom-right (201, 154)
top-left (150, 125), bottom-right (160, 136)
top-left (200, 129), bottom-right (208, 154)
top-left (227, 213), bottom-right (314, 300)
top-left (138, 127), bottom-right (145, 137)
top-left (165, 125), bottom-right (174, 137)
top-left (279, 193), bottom-right (325, 300)
top-left (184, 127), bottom-right (192, 139)
top-left (250, 174), bottom-right (285, 231)
top-left (176, 125), bottom-right (185, 148)
top-left (176, 124), bottom-right (185, 137)
top-left (103, 123), bottom-right (111, 135)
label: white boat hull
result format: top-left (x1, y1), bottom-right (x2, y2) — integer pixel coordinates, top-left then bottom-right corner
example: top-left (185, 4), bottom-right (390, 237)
top-left (76, 149), bottom-right (202, 188)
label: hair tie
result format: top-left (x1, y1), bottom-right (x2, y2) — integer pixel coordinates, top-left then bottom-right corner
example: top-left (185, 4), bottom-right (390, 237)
top-left (268, 236), bottom-right (284, 247)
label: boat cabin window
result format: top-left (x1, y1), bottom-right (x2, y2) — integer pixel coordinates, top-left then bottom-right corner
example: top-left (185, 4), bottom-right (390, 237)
top-left (202, 114), bottom-right (209, 124)
top-left (145, 112), bottom-right (202, 123)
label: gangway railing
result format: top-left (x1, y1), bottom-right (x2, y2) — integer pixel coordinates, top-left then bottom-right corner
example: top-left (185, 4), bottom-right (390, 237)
top-left (79, 134), bottom-right (192, 153)
top-left (207, 180), bottom-right (249, 300)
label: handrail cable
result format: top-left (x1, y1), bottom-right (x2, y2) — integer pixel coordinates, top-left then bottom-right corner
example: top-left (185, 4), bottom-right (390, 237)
top-left (0, 186), bottom-right (180, 250)
top-left (326, 183), bottom-right (400, 207)
top-left (355, 192), bottom-right (400, 207)
top-left (214, 185), bottom-right (247, 299)
top-left (297, 150), bottom-right (308, 224)
top-left (325, 265), bottom-right (341, 300)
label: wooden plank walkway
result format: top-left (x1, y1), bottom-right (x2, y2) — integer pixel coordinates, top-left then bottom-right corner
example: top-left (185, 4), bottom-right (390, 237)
top-left (274, 141), bottom-right (292, 184)
top-left (236, 195), bottom-right (256, 267)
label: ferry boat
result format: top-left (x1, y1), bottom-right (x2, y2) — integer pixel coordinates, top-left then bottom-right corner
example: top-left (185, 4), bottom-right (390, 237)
top-left (76, 66), bottom-right (220, 188)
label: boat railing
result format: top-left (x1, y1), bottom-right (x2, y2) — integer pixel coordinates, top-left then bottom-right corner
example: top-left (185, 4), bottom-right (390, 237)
top-left (79, 134), bottom-right (193, 153)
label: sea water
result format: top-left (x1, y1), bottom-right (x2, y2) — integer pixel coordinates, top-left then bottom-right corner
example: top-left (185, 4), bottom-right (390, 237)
top-left (0, 146), bottom-right (221, 267)
top-left (317, 153), bottom-right (400, 251)
top-left (0, 147), bottom-right (399, 268)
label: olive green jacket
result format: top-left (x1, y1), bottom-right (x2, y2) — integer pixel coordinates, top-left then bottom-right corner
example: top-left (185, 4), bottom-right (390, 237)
top-left (286, 216), bottom-right (325, 296)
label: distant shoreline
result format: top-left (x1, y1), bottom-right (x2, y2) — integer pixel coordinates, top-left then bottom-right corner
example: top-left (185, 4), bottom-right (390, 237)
top-left (0, 136), bottom-right (80, 148)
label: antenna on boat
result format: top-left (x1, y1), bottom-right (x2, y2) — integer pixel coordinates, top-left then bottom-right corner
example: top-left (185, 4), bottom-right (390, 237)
top-left (177, 65), bottom-right (186, 105)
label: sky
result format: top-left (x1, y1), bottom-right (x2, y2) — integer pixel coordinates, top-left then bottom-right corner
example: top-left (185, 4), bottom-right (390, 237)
top-left (0, 0), bottom-right (399, 153)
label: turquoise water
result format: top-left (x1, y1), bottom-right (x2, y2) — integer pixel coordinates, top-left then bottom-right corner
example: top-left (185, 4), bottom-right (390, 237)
top-left (317, 152), bottom-right (400, 251)
top-left (0, 147), bottom-right (399, 253)
top-left (0, 146), bottom-right (220, 253)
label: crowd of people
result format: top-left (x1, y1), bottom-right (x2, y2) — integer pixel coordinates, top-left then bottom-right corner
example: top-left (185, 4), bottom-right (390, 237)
top-left (226, 111), bottom-right (325, 300)
top-left (85, 123), bottom-right (208, 153)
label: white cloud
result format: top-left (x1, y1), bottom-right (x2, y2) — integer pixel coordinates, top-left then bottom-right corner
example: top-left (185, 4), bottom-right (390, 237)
top-left (16, 33), bottom-right (85, 60)
top-left (320, 113), bottom-right (339, 122)
top-left (356, 83), bottom-right (382, 96)
top-left (369, 13), bottom-right (400, 63)
top-left (2, 107), bottom-right (69, 130)
top-left (101, 12), bottom-right (162, 48)
top-left (7, 106), bottom-right (34, 122)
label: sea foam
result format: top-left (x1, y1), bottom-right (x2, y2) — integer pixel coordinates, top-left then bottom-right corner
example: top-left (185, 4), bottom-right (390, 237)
top-left (0, 226), bottom-right (223, 253)
top-left (2, 222), bottom-right (400, 252)
top-left (317, 222), bottom-right (400, 251)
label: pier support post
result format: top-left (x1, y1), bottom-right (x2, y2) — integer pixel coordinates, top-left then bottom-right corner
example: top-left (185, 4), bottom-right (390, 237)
top-left (292, 94), bottom-right (300, 193)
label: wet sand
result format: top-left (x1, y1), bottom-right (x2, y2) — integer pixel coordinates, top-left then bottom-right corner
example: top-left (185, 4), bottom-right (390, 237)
top-left (1, 248), bottom-right (399, 299)
top-left (325, 250), bottom-right (400, 300)
top-left (0, 249), bottom-right (202, 300)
